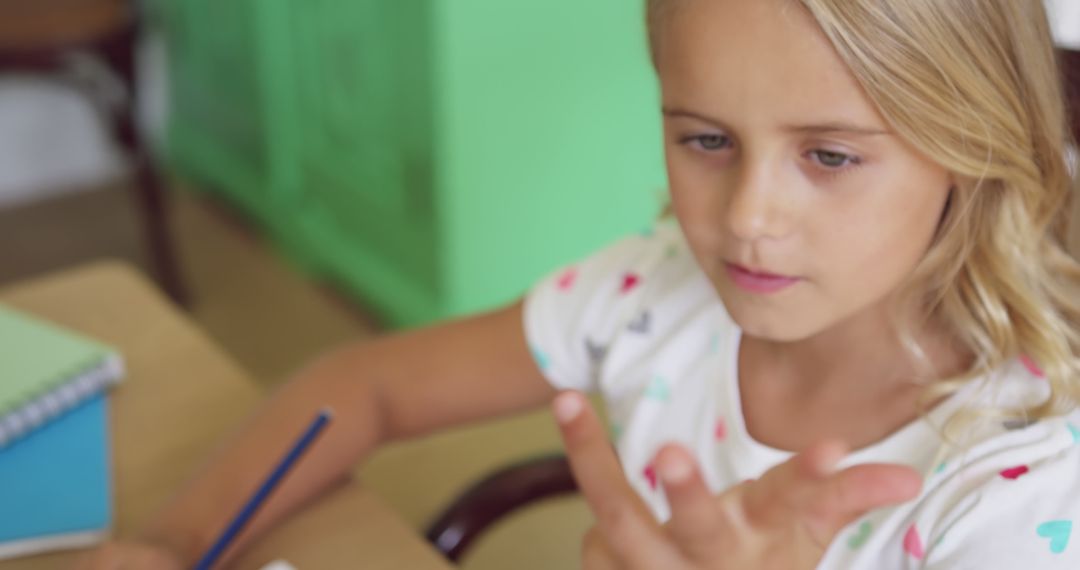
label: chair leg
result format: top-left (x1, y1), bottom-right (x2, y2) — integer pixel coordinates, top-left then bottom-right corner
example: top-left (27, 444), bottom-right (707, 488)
top-left (129, 147), bottom-right (189, 306)
top-left (102, 24), bottom-right (190, 307)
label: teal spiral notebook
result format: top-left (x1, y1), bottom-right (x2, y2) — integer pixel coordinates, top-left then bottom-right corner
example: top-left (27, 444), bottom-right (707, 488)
top-left (0, 306), bottom-right (121, 559)
top-left (0, 395), bottom-right (112, 559)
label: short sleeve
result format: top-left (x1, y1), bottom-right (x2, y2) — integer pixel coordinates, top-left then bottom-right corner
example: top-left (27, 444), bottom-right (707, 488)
top-left (522, 221), bottom-right (684, 393)
top-left (921, 426), bottom-right (1080, 568)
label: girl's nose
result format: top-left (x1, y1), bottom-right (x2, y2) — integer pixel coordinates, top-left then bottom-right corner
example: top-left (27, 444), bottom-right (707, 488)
top-left (723, 165), bottom-right (792, 242)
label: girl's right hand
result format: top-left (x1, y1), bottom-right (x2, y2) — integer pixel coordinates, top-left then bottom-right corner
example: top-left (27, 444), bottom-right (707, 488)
top-left (73, 540), bottom-right (186, 570)
top-left (554, 391), bottom-right (923, 570)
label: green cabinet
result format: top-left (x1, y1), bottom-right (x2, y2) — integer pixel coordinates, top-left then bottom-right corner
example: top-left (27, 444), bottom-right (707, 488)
top-left (163, 0), bottom-right (666, 326)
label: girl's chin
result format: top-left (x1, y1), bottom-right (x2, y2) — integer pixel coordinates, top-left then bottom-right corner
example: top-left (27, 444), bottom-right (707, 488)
top-left (724, 305), bottom-right (825, 343)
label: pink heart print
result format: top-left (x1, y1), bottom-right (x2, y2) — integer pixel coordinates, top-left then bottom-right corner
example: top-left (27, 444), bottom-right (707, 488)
top-left (903, 524), bottom-right (925, 560)
top-left (557, 268), bottom-right (578, 291)
top-left (620, 273), bottom-right (641, 294)
top-left (1019, 354), bottom-right (1044, 378)
top-left (643, 464), bottom-right (658, 490)
top-left (999, 465), bottom-right (1030, 480)
top-left (715, 418), bottom-right (727, 441)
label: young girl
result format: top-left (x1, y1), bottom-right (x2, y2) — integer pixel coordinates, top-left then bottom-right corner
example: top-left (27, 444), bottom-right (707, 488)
top-left (81, 0), bottom-right (1080, 568)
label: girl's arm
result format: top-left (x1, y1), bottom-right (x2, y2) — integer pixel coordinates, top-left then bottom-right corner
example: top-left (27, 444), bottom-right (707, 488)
top-left (135, 298), bottom-right (555, 565)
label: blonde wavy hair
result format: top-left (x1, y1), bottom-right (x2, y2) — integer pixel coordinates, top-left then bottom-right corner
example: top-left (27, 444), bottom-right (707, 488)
top-left (647, 0), bottom-right (1080, 441)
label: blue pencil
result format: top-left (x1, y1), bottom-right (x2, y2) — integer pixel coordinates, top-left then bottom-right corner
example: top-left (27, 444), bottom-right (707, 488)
top-left (193, 408), bottom-right (333, 570)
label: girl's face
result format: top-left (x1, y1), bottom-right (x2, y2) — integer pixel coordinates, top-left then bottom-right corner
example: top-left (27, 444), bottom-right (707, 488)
top-left (658, 0), bottom-right (954, 342)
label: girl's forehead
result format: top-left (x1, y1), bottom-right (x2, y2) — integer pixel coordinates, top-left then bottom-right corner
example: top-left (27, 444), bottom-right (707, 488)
top-left (656, 0), bottom-right (886, 131)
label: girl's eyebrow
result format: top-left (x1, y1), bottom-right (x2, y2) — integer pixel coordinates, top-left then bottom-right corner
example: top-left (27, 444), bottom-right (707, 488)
top-left (783, 122), bottom-right (892, 137)
top-left (661, 107), bottom-right (892, 137)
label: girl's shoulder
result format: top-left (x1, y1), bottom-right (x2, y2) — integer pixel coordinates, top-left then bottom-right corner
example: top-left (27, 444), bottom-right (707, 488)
top-left (913, 412), bottom-right (1080, 568)
top-left (831, 410), bottom-right (1080, 570)
top-left (523, 219), bottom-right (731, 393)
top-left (904, 361), bottom-right (1080, 568)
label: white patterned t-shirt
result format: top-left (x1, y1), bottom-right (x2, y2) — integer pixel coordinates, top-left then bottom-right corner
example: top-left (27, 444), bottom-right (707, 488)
top-left (523, 219), bottom-right (1080, 569)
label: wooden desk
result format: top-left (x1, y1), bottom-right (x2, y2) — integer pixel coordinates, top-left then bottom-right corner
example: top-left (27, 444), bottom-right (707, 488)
top-left (0, 262), bottom-right (453, 570)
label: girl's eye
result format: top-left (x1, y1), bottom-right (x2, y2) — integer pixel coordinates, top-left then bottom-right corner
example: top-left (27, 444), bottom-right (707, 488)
top-left (682, 134), bottom-right (731, 151)
top-left (810, 149), bottom-right (859, 169)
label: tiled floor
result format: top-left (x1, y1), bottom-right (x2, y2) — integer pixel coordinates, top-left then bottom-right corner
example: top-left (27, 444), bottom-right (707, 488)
top-left (0, 183), bottom-right (589, 569)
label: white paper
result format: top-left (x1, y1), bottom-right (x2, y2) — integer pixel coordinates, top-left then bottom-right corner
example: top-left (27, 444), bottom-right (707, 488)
top-left (259, 561), bottom-right (297, 570)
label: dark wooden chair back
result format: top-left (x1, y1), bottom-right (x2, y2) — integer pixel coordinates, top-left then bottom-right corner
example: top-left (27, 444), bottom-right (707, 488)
top-left (0, 0), bottom-right (187, 304)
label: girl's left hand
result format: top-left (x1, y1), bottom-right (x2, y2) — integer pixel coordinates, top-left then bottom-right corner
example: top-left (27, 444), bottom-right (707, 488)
top-left (552, 391), bottom-right (923, 570)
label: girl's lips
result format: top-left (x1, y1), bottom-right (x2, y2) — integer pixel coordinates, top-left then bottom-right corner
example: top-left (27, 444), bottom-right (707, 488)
top-left (724, 262), bottom-right (801, 294)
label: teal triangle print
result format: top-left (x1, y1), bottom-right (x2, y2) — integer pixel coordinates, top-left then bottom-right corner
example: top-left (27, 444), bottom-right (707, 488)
top-left (847, 520), bottom-right (872, 549)
top-left (645, 376), bottom-right (671, 402)
top-left (531, 346), bottom-right (550, 371)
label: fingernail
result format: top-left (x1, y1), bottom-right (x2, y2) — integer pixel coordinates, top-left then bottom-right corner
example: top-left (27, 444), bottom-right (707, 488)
top-left (818, 442), bottom-right (848, 474)
top-left (553, 393), bottom-right (583, 424)
top-left (660, 454), bottom-right (693, 484)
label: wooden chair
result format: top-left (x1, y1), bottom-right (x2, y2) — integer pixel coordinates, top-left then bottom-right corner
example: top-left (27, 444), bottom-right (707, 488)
top-left (425, 454), bottom-right (577, 561)
top-left (424, 47), bottom-right (1080, 564)
top-left (1064, 49), bottom-right (1080, 144)
top-left (0, 0), bottom-right (188, 305)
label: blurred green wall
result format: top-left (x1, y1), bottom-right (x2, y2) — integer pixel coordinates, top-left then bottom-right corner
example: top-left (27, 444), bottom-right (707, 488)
top-left (162, 0), bottom-right (666, 326)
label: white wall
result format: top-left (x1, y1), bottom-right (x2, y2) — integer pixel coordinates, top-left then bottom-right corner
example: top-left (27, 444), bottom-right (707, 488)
top-left (0, 34), bottom-right (168, 207)
top-left (1047, 0), bottom-right (1080, 49)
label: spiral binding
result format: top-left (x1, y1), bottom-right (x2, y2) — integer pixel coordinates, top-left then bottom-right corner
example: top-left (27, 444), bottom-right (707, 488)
top-left (0, 354), bottom-right (124, 449)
